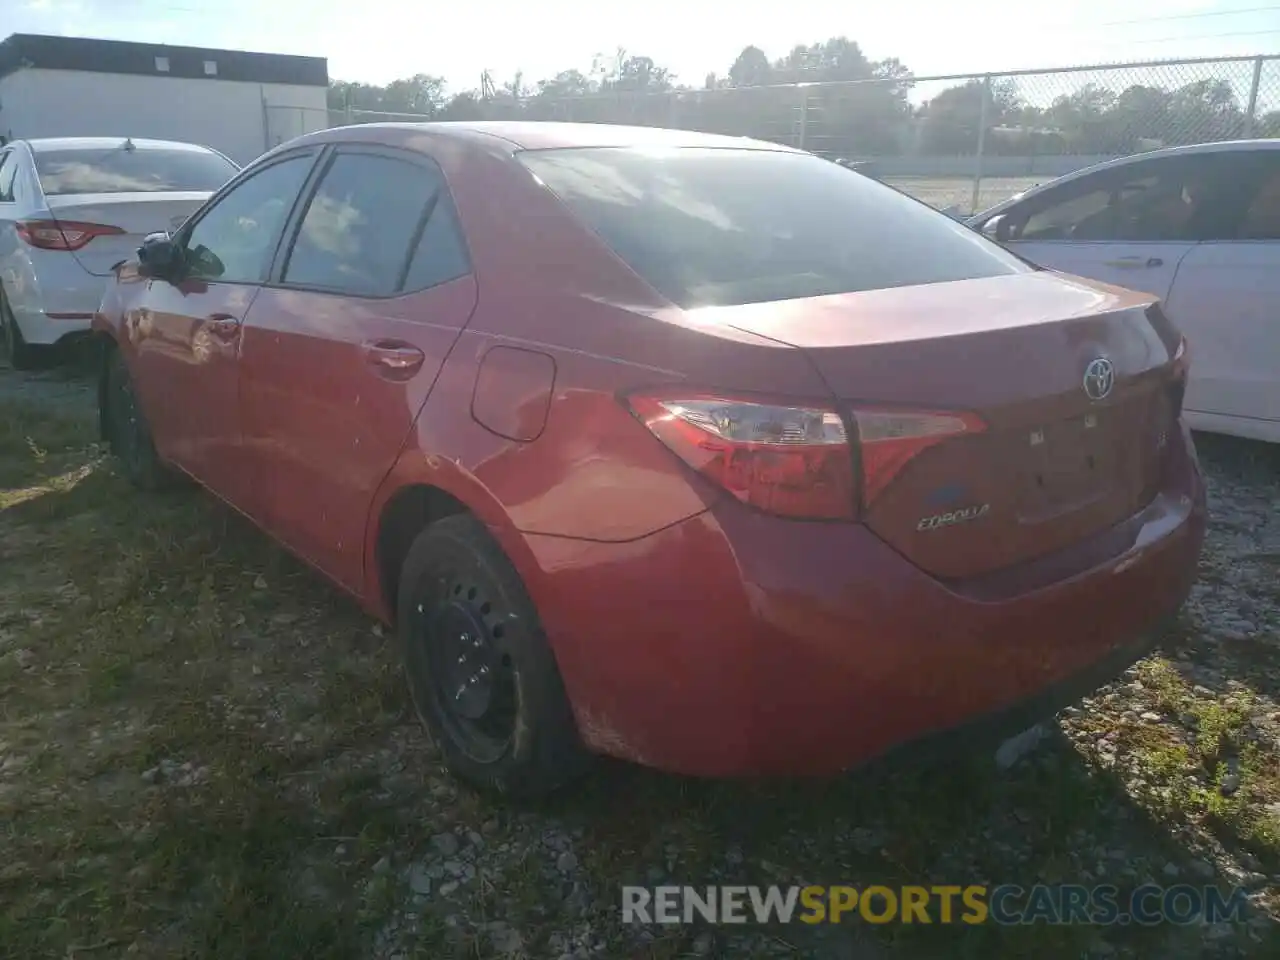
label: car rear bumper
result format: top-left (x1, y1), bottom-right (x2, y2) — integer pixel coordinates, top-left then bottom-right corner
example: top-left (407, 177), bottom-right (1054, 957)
top-left (517, 422), bottom-right (1206, 778)
top-left (7, 258), bottom-right (103, 345)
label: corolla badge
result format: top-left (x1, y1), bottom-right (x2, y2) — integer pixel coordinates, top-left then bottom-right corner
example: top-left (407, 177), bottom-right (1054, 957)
top-left (916, 503), bottom-right (990, 532)
top-left (1083, 357), bottom-right (1115, 401)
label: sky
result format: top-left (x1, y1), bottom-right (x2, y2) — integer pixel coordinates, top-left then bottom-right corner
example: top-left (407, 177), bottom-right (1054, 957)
top-left (8, 0), bottom-right (1280, 92)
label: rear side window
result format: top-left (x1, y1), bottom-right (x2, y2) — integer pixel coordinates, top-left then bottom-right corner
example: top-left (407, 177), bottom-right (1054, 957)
top-left (33, 146), bottom-right (239, 196)
top-left (1222, 153), bottom-right (1280, 241)
top-left (0, 151), bottom-right (16, 202)
top-left (518, 147), bottom-right (1030, 309)
top-left (283, 152), bottom-right (469, 297)
top-left (402, 198), bottom-right (470, 292)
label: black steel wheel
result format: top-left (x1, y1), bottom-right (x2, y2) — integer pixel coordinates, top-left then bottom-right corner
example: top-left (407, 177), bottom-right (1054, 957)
top-left (424, 576), bottom-right (519, 763)
top-left (398, 514), bottom-right (589, 797)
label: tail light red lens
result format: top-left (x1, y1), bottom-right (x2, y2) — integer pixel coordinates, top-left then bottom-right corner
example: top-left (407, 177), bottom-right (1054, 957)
top-left (17, 219), bottom-right (125, 252)
top-left (852, 408), bottom-right (986, 509)
top-left (627, 390), bottom-right (985, 521)
top-left (1168, 335), bottom-right (1189, 417)
top-left (627, 391), bottom-right (855, 520)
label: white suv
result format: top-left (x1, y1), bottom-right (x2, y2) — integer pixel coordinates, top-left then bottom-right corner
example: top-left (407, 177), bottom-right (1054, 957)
top-left (0, 137), bottom-right (239, 368)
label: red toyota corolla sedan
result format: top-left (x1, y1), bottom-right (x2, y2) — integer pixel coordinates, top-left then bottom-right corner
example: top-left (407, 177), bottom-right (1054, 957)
top-left (92, 122), bottom-right (1205, 796)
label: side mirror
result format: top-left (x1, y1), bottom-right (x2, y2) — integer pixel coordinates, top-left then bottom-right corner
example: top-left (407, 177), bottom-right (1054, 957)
top-left (137, 232), bottom-right (180, 278)
top-left (979, 214), bottom-right (1011, 242)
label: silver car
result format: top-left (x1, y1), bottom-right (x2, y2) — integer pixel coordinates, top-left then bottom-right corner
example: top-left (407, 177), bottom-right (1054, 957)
top-left (0, 136), bottom-right (239, 368)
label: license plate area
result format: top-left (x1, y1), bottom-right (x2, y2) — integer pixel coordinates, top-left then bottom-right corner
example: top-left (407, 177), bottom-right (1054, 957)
top-left (1016, 411), bottom-right (1115, 518)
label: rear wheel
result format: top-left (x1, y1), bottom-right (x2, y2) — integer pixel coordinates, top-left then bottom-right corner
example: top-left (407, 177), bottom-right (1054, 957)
top-left (1, 287), bottom-right (40, 371)
top-left (397, 514), bottom-right (589, 798)
top-left (102, 349), bottom-right (178, 491)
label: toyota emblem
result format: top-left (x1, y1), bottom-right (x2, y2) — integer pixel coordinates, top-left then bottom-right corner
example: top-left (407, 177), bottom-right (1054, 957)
top-left (1082, 357), bottom-right (1115, 402)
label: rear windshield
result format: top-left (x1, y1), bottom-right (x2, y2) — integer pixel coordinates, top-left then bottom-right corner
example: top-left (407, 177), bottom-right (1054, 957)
top-left (34, 146), bottom-right (239, 196)
top-left (519, 147), bottom-right (1031, 308)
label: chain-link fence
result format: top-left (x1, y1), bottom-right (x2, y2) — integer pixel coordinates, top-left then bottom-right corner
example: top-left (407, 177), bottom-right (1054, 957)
top-left (518, 54), bottom-right (1280, 215)
top-left (303, 54), bottom-right (1280, 216)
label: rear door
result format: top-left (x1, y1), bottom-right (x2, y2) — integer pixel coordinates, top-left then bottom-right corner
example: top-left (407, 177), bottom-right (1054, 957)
top-left (239, 145), bottom-right (477, 593)
top-left (980, 154), bottom-right (1220, 301)
top-left (1164, 149), bottom-right (1280, 437)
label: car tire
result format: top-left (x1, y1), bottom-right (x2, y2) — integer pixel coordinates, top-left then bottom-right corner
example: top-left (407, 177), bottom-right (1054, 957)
top-left (102, 348), bottom-right (178, 491)
top-left (1, 287), bottom-right (40, 372)
top-left (397, 513), bottom-right (590, 798)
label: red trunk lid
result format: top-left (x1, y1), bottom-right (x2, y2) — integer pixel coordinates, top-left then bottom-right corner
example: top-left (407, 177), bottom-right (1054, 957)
top-left (702, 271), bottom-right (1184, 579)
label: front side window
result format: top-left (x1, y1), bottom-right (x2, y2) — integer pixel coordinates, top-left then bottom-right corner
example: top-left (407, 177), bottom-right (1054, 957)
top-left (282, 152), bottom-right (457, 297)
top-left (33, 145), bottom-right (239, 196)
top-left (1017, 181), bottom-right (1147, 241)
top-left (518, 146), bottom-right (1031, 309)
top-left (182, 155), bottom-right (313, 284)
top-left (1005, 156), bottom-right (1229, 243)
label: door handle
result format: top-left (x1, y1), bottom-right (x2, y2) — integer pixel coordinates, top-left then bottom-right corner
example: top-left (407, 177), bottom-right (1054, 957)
top-left (206, 313), bottom-right (242, 341)
top-left (1103, 256), bottom-right (1163, 269)
top-left (364, 340), bottom-right (425, 376)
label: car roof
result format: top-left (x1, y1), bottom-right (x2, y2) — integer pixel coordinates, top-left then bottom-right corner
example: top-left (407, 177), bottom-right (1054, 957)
top-left (20, 136), bottom-right (217, 153)
top-left (970, 138), bottom-right (1280, 221)
top-left (321, 120), bottom-right (799, 154)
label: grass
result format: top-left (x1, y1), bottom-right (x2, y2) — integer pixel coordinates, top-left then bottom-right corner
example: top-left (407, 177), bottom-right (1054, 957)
top-left (0, 394), bottom-right (1276, 959)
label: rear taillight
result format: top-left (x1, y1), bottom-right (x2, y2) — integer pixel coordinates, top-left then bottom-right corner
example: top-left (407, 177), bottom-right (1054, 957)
top-left (851, 408), bottom-right (986, 509)
top-left (627, 391), bottom-right (855, 520)
top-left (1169, 335), bottom-right (1189, 416)
top-left (626, 390), bottom-right (985, 521)
top-left (17, 219), bottom-right (125, 252)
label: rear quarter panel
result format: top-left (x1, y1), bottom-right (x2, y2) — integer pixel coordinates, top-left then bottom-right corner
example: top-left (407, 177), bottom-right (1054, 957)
top-left (378, 137), bottom-right (833, 542)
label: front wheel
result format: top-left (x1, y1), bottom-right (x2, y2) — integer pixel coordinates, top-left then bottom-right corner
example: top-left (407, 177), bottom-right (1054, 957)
top-left (102, 349), bottom-right (178, 491)
top-left (397, 514), bottom-right (590, 798)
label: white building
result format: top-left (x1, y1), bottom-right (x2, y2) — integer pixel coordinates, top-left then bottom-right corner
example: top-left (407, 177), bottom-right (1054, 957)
top-left (0, 34), bottom-right (330, 165)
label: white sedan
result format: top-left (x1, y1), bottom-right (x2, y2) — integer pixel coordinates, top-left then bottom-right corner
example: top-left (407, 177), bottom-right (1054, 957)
top-left (0, 137), bottom-right (239, 368)
top-left (968, 140), bottom-right (1280, 444)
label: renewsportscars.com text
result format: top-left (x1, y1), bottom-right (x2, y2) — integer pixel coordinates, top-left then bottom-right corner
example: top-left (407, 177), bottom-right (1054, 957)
top-left (621, 884), bottom-right (1249, 926)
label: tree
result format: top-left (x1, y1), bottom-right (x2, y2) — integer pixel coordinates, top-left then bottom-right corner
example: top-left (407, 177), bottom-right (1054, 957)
top-left (1041, 83), bottom-right (1119, 153)
top-left (382, 74), bottom-right (446, 115)
top-left (604, 55), bottom-right (674, 93)
top-left (536, 69), bottom-right (596, 98)
top-left (918, 78), bottom-right (1020, 155)
top-left (727, 46), bottom-right (771, 87)
top-left (328, 74), bottom-right (445, 117)
top-left (327, 39), bottom-right (1267, 162)
top-left (439, 91), bottom-right (485, 121)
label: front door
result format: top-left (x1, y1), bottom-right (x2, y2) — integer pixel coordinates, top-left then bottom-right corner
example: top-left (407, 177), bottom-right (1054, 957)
top-left (129, 151), bottom-right (317, 513)
top-left (238, 146), bottom-right (478, 593)
top-left (996, 154), bottom-right (1219, 302)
